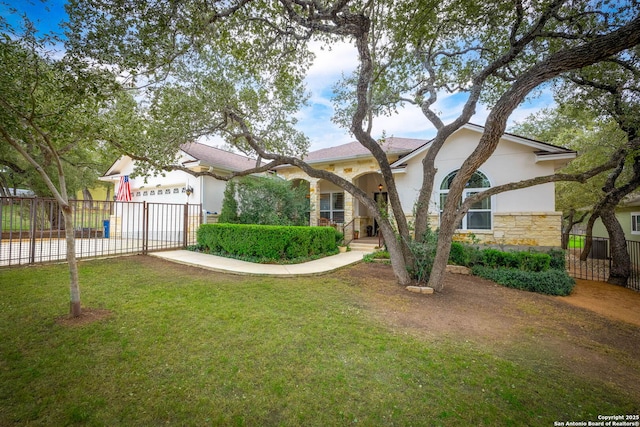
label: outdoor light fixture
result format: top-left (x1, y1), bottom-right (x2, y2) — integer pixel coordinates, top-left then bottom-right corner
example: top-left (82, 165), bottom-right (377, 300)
top-left (185, 186), bottom-right (193, 196)
top-left (378, 184), bottom-right (383, 191)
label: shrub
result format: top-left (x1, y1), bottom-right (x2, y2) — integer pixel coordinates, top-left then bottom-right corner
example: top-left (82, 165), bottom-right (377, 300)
top-left (449, 242), bottom-right (469, 266)
top-left (449, 242), bottom-right (483, 267)
top-left (518, 252), bottom-right (551, 272)
top-left (471, 266), bottom-right (575, 296)
top-left (547, 248), bottom-right (566, 271)
top-left (218, 176), bottom-right (310, 226)
top-left (197, 223), bottom-right (337, 262)
top-left (218, 180), bottom-right (239, 223)
top-left (363, 250), bottom-right (390, 263)
top-left (477, 248), bottom-right (551, 272)
top-left (407, 227), bottom-right (438, 283)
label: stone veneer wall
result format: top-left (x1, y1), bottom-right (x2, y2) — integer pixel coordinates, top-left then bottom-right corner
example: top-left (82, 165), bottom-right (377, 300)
top-left (413, 212), bottom-right (562, 247)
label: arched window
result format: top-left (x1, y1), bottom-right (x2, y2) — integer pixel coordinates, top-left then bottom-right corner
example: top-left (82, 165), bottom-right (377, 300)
top-left (440, 170), bottom-right (492, 230)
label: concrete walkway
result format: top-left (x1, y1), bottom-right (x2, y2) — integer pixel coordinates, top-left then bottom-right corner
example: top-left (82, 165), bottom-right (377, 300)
top-left (149, 248), bottom-right (374, 277)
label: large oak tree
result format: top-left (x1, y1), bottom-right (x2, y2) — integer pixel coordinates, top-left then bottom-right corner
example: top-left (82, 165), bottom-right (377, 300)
top-left (66, 0), bottom-right (640, 290)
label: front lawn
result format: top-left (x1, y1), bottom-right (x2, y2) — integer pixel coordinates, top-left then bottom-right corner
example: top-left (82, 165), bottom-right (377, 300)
top-left (0, 257), bottom-right (637, 425)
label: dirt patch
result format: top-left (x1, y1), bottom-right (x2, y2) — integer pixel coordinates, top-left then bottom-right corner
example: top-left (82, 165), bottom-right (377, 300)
top-left (557, 278), bottom-right (640, 327)
top-left (337, 263), bottom-right (640, 400)
top-left (55, 307), bottom-right (114, 327)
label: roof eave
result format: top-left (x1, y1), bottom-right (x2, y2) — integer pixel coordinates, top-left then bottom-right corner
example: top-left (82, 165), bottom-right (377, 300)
top-left (534, 152), bottom-right (577, 163)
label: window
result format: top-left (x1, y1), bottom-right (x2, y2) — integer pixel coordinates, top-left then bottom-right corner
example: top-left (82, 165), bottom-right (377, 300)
top-left (320, 192), bottom-right (345, 223)
top-left (632, 213), bottom-right (640, 235)
top-left (440, 170), bottom-right (492, 230)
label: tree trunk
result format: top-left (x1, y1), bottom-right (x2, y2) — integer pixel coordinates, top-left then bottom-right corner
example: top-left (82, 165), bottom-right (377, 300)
top-left (562, 209), bottom-right (588, 250)
top-left (379, 218), bottom-right (412, 286)
top-left (600, 207), bottom-right (630, 286)
top-left (62, 204), bottom-right (81, 317)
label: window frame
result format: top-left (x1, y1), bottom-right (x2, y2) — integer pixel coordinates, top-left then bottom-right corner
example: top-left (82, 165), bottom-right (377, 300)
top-left (632, 212), bottom-right (640, 235)
top-left (319, 191), bottom-right (345, 224)
top-left (439, 170), bottom-right (492, 231)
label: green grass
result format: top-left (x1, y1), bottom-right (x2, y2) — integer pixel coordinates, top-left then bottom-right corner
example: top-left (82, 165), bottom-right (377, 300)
top-left (568, 235), bottom-right (585, 249)
top-left (0, 257), bottom-right (636, 426)
top-left (1, 205), bottom-right (110, 232)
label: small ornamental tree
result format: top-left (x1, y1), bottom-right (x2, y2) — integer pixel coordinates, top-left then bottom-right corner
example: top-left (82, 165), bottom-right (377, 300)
top-left (0, 21), bottom-right (119, 316)
top-left (218, 180), bottom-right (239, 223)
top-left (220, 176), bottom-right (310, 226)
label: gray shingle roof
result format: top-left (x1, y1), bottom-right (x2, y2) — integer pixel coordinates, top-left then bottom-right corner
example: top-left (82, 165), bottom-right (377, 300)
top-left (303, 137), bottom-right (427, 163)
top-left (180, 143), bottom-right (260, 172)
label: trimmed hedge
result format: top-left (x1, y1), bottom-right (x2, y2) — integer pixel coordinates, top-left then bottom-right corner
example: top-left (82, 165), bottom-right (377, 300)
top-left (471, 265), bottom-right (575, 296)
top-left (448, 243), bottom-right (573, 296)
top-left (197, 223), bottom-right (339, 261)
top-left (449, 243), bottom-right (555, 273)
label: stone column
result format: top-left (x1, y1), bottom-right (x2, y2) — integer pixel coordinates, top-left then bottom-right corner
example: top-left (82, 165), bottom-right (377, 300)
top-left (309, 179), bottom-right (321, 226)
top-left (344, 191), bottom-right (353, 226)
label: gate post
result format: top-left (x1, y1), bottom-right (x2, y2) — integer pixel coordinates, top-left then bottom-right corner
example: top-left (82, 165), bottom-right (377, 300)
top-left (29, 198), bottom-right (37, 264)
top-left (142, 201), bottom-right (148, 255)
top-left (183, 203), bottom-right (189, 248)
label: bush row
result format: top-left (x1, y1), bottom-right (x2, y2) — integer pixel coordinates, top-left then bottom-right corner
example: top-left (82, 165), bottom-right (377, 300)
top-left (471, 265), bottom-right (575, 296)
top-left (197, 223), bottom-right (340, 261)
top-left (449, 243), bottom-right (566, 272)
top-left (447, 242), bottom-right (573, 296)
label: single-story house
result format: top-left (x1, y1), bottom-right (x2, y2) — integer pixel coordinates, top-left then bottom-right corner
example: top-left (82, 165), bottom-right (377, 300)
top-left (592, 193), bottom-right (640, 243)
top-left (275, 123), bottom-right (577, 247)
top-left (100, 142), bottom-right (261, 217)
top-left (102, 124), bottom-right (576, 247)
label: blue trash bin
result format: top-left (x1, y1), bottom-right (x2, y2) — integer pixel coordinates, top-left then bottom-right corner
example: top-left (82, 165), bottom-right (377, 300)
top-left (103, 220), bottom-right (110, 238)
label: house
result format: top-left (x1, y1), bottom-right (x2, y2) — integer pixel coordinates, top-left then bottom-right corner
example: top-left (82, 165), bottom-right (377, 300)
top-left (100, 142), bottom-right (261, 216)
top-left (102, 124), bottom-right (576, 247)
top-left (592, 194), bottom-right (640, 243)
top-left (275, 123), bottom-right (577, 247)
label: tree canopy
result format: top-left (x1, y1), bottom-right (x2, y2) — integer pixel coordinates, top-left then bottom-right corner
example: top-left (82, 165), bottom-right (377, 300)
top-left (63, 0), bottom-right (640, 290)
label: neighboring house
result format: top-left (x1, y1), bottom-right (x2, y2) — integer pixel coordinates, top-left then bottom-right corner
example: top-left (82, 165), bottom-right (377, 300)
top-left (100, 142), bottom-right (260, 216)
top-left (592, 194), bottom-right (640, 243)
top-left (276, 123), bottom-right (577, 247)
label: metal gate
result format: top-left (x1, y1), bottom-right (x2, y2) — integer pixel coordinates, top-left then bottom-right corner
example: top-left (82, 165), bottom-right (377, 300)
top-left (0, 197), bottom-right (202, 267)
top-left (566, 233), bottom-right (640, 291)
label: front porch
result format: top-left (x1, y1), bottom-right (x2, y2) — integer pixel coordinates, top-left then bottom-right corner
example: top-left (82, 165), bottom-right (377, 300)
top-left (290, 172), bottom-right (389, 239)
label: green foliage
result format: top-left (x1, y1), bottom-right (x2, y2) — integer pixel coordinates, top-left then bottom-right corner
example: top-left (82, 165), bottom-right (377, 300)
top-left (219, 176), bottom-right (310, 226)
top-left (363, 250), bottom-right (391, 263)
top-left (406, 227), bottom-right (439, 284)
top-left (197, 223), bottom-right (337, 262)
top-left (548, 249), bottom-right (567, 271)
top-left (471, 266), bottom-right (575, 296)
top-left (449, 243), bottom-right (556, 273)
top-left (0, 21), bottom-right (120, 199)
top-left (479, 249), bottom-right (551, 272)
top-left (449, 242), bottom-right (471, 266)
top-left (218, 180), bottom-right (239, 224)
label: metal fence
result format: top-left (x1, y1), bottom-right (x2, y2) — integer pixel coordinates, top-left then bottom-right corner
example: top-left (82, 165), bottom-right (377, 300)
top-left (566, 233), bottom-right (640, 291)
top-left (0, 197), bottom-right (202, 267)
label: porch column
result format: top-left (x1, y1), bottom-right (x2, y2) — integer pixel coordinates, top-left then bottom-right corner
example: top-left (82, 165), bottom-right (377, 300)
top-left (309, 178), bottom-right (320, 226)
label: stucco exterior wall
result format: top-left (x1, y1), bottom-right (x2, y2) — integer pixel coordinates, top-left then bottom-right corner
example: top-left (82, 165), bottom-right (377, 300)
top-left (592, 207), bottom-right (640, 242)
top-left (277, 128), bottom-right (565, 247)
top-left (395, 128), bottom-right (557, 216)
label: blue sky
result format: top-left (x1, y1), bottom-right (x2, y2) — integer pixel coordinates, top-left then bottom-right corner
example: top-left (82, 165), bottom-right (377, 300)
top-left (2, 0), bottom-right (553, 151)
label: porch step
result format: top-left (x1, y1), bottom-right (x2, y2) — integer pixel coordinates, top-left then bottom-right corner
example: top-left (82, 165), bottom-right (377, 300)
top-left (348, 241), bottom-right (380, 252)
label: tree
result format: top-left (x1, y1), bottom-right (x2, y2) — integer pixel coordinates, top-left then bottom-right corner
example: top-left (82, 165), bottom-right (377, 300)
top-left (66, 0), bottom-right (640, 290)
top-left (219, 176), bottom-right (310, 226)
top-left (0, 20), bottom-right (118, 316)
top-left (512, 106), bottom-right (625, 247)
top-left (218, 180), bottom-right (239, 224)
